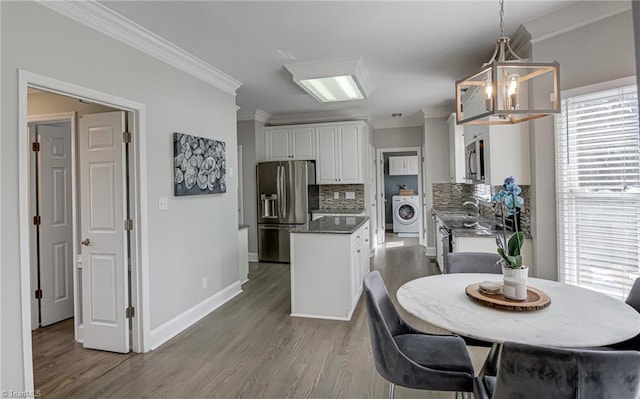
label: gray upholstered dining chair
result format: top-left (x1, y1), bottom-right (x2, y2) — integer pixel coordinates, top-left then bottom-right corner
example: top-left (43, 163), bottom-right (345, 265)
top-left (363, 270), bottom-right (475, 399)
top-left (474, 341), bottom-right (640, 399)
top-left (445, 252), bottom-right (502, 274)
top-left (444, 251), bottom-right (502, 351)
top-left (608, 277), bottom-right (640, 351)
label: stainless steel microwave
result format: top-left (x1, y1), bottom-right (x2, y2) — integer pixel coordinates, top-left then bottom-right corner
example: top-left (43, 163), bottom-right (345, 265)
top-left (465, 138), bottom-right (485, 181)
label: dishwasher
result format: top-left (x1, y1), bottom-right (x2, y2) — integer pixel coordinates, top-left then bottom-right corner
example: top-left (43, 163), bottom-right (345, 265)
top-left (433, 215), bottom-right (452, 273)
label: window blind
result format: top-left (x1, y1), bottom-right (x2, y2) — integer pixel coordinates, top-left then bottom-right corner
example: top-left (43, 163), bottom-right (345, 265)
top-left (555, 84), bottom-right (640, 300)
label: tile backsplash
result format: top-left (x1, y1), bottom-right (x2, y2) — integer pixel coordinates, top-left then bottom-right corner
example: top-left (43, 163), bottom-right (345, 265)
top-left (432, 183), bottom-right (475, 208)
top-left (433, 183), bottom-right (530, 236)
top-left (319, 184), bottom-right (365, 210)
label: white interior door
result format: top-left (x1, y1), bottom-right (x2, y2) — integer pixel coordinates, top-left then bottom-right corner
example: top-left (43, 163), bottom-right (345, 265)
top-left (422, 143), bottom-right (429, 246)
top-left (37, 121), bottom-right (74, 327)
top-left (79, 111), bottom-right (129, 353)
top-left (376, 150), bottom-right (385, 244)
top-left (237, 145), bottom-right (243, 225)
top-left (368, 145), bottom-right (377, 250)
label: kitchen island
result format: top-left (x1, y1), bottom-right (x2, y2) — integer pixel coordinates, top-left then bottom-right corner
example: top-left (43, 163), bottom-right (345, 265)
top-left (290, 216), bottom-right (370, 321)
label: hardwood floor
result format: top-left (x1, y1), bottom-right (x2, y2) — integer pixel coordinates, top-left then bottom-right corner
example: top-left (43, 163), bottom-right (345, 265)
top-left (33, 238), bottom-right (488, 398)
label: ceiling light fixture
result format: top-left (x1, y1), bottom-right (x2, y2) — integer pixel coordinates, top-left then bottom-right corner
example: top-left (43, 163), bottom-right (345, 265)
top-left (455, 0), bottom-right (560, 125)
top-left (284, 57), bottom-right (374, 103)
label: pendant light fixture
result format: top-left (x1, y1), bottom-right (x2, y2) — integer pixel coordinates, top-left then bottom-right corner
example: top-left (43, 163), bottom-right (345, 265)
top-left (455, 0), bottom-right (560, 125)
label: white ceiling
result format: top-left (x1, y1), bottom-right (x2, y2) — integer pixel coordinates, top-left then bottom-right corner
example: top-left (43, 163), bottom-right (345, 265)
top-left (101, 1), bottom-right (580, 126)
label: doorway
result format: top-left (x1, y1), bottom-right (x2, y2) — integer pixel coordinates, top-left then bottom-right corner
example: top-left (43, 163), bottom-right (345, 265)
top-left (18, 70), bottom-right (149, 390)
top-left (375, 147), bottom-right (425, 247)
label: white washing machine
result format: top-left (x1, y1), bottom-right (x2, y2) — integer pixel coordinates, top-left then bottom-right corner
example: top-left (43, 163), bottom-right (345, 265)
top-left (392, 195), bottom-right (420, 234)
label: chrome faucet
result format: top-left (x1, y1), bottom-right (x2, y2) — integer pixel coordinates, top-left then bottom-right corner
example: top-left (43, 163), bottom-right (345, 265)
top-left (463, 198), bottom-right (479, 209)
top-left (462, 198), bottom-right (480, 215)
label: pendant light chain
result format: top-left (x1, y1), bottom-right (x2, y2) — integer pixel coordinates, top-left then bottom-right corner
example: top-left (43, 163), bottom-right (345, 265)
top-left (499, 0), bottom-right (505, 37)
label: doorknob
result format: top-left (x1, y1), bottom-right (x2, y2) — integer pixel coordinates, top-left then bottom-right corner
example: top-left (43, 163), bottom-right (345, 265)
top-left (81, 238), bottom-right (91, 246)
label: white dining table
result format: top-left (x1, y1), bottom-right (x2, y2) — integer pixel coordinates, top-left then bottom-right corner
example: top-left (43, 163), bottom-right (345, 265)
top-left (397, 273), bottom-right (640, 348)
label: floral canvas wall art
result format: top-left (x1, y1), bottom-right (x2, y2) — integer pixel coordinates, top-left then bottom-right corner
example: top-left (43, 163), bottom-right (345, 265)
top-left (173, 132), bottom-right (226, 196)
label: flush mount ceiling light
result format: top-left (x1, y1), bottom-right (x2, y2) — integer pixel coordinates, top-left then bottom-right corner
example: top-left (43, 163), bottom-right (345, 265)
top-left (284, 57), bottom-right (374, 103)
top-left (455, 0), bottom-right (560, 125)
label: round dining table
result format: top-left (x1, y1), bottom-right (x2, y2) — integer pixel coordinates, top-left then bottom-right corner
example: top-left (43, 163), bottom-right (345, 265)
top-left (397, 273), bottom-right (640, 348)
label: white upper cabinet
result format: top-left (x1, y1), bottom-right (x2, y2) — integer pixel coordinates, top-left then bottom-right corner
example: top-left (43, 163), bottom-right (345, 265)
top-left (447, 113), bottom-right (465, 183)
top-left (316, 122), bottom-right (363, 184)
top-left (388, 156), bottom-right (418, 176)
top-left (316, 126), bottom-right (339, 182)
top-left (337, 125), bottom-right (362, 183)
top-left (265, 126), bottom-right (316, 160)
top-left (265, 121), bottom-right (365, 184)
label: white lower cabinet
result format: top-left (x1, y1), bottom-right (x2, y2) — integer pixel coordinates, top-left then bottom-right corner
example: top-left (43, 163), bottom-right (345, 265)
top-left (290, 221), bottom-right (369, 320)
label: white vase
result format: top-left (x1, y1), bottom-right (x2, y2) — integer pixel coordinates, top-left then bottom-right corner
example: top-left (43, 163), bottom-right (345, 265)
top-left (501, 263), bottom-right (529, 301)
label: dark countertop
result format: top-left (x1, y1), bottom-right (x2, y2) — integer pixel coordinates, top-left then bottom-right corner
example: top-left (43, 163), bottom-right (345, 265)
top-left (432, 208), bottom-right (532, 239)
top-left (292, 216), bottom-right (369, 234)
top-left (310, 208), bottom-right (366, 215)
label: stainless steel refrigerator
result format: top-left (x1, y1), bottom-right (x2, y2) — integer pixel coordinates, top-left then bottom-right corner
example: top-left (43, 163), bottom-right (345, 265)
top-left (257, 160), bottom-right (315, 262)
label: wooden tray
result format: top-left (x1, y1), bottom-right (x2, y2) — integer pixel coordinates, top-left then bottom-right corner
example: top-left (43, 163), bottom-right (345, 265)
top-left (465, 283), bottom-right (551, 312)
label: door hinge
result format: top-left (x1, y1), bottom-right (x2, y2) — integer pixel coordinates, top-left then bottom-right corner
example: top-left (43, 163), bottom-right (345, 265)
top-left (122, 131), bottom-right (132, 143)
top-left (125, 306), bottom-right (135, 319)
top-left (124, 219), bottom-right (133, 231)
top-left (35, 289), bottom-right (43, 299)
top-left (33, 215), bottom-right (41, 225)
top-left (32, 142), bottom-right (40, 152)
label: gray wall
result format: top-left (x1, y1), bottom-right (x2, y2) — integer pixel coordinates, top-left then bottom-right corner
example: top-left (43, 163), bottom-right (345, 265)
top-left (372, 126), bottom-right (423, 148)
top-left (529, 10), bottom-right (636, 280)
top-left (2, 2), bottom-right (239, 389)
top-left (237, 120), bottom-right (258, 254)
top-left (424, 116), bottom-right (450, 249)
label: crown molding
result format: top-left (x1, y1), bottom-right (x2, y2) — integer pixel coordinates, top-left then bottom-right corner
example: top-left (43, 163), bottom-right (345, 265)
top-left (267, 109), bottom-right (370, 126)
top-left (525, 1), bottom-right (632, 44)
top-left (372, 118), bottom-right (423, 130)
top-left (237, 108), bottom-right (271, 123)
top-left (37, 0), bottom-right (242, 96)
top-left (420, 107), bottom-right (452, 120)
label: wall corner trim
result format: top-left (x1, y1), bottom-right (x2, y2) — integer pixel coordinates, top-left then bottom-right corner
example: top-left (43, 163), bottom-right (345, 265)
top-left (149, 281), bottom-right (242, 350)
top-left (237, 108), bottom-right (272, 123)
top-left (36, 0), bottom-right (242, 96)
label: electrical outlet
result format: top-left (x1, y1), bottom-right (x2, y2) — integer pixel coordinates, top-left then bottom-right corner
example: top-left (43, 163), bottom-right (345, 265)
top-left (333, 192), bottom-right (339, 199)
top-left (202, 276), bottom-right (208, 290)
top-left (158, 197), bottom-right (168, 211)
top-left (346, 192), bottom-right (355, 199)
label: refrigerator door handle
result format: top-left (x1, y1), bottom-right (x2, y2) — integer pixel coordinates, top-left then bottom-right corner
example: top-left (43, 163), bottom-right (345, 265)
top-left (275, 165), bottom-right (282, 219)
top-left (281, 165), bottom-right (287, 218)
top-left (276, 165), bottom-right (281, 218)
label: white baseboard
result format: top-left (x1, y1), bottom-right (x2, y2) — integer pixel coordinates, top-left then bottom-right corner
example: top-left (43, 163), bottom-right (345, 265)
top-left (149, 281), bottom-right (242, 350)
top-left (426, 246), bottom-right (436, 256)
top-left (398, 232), bottom-right (419, 238)
top-left (248, 252), bottom-right (259, 262)
top-left (290, 313), bottom-right (351, 322)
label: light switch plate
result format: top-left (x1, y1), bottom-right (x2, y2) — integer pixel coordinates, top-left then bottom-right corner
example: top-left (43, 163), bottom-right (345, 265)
top-left (334, 192), bottom-right (339, 199)
top-left (229, 167), bottom-right (234, 178)
top-left (158, 197), bottom-right (168, 211)
top-left (346, 192), bottom-right (355, 199)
